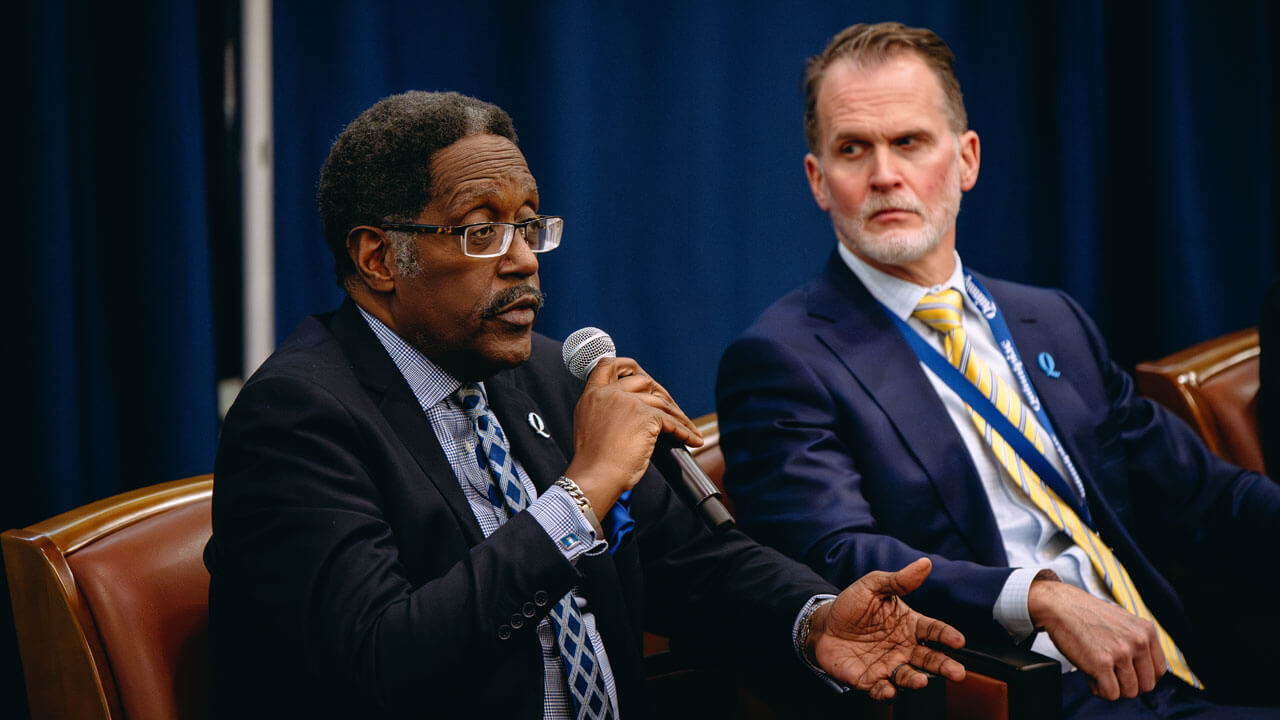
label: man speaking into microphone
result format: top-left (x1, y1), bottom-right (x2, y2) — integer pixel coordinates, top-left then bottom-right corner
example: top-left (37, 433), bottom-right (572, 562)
top-left (205, 90), bottom-right (966, 719)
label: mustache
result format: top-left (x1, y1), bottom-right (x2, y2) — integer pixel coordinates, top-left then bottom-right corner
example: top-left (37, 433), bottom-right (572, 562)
top-left (860, 195), bottom-right (924, 220)
top-left (480, 285), bottom-right (546, 319)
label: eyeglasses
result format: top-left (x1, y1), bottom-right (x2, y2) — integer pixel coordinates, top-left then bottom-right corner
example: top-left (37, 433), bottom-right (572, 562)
top-left (380, 215), bottom-right (563, 258)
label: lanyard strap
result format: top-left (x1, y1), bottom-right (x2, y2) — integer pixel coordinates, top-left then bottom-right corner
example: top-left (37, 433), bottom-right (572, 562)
top-left (961, 275), bottom-right (1089, 501)
top-left (885, 304), bottom-right (1095, 528)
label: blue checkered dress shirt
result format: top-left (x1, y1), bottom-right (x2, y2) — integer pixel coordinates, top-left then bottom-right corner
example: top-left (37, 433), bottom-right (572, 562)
top-left (359, 308), bottom-right (619, 719)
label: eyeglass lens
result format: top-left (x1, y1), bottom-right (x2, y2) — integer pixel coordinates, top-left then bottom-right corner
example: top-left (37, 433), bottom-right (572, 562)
top-left (463, 218), bottom-right (562, 257)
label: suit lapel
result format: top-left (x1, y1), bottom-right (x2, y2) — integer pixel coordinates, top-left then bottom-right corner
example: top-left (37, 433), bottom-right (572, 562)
top-left (485, 373), bottom-right (567, 493)
top-left (328, 300), bottom-right (485, 546)
top-left (812, 257), bottom-right (1007, 565)
top-left (987, 281), bottom-right (1107, 502)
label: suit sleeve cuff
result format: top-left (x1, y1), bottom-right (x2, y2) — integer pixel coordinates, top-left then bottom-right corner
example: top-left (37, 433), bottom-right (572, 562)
top-left (792, 594), bottom-right (847, 693)
top-left (527, 485), bottom-right (607, 562)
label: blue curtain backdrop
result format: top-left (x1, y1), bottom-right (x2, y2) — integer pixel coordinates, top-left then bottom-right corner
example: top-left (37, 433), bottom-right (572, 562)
top-left (6, 1), bottom-right (1279, 717)
top-left (274, 0), bottom-right (1277, 417)
top-left (6, 1), bottom-right (223, 715)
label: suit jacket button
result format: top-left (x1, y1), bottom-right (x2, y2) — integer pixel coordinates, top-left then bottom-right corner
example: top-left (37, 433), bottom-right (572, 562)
top-left (510, 614), bottom-right (525, 629)
top-left (533, 590), bottom-right (549, 606)
top-left (498, 625), bottom-right (512, 640)
top-left (522, 602), bottom-right (537, 617)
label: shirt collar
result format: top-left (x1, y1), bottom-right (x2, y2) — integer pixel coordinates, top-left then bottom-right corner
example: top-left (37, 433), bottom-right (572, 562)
top-left (835, 242), bottom-right (970, 320)
top-left (356, 305), bottom-right (484, 410)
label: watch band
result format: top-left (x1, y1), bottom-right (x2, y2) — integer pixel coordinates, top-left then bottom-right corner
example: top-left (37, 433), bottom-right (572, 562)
top-left (555, 476), bottom-right (605, 539)
top-left (798, 597), bottom-right (835, 665)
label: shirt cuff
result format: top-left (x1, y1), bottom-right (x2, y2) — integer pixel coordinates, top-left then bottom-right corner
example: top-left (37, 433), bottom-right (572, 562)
top-left (792, 594), bottom-right (847, 693)
top-left (994, 567), bottom-right (1052, 642)
top-left (528, 485), bottom-right (608, 562)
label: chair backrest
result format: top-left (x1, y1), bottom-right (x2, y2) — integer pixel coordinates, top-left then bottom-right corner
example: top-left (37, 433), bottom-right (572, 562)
top-left (688, 414), bottom-right (732, 515)
top-left (1134, 328), bottom-right (1263, 473)
top-left (2, 475), bottom-right (214, 720)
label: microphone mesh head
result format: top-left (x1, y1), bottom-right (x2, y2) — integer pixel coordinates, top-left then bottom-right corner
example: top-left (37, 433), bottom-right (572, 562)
top-left (562, 327), bottom-right (616, 380)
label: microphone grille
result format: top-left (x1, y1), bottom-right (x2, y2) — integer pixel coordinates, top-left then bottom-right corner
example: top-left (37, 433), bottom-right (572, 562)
top-left (562, 327), bottom-right (616, 380)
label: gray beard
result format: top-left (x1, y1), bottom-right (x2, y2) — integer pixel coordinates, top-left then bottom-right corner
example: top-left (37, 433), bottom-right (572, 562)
top-left (839, 180), bottom-right (961, 266)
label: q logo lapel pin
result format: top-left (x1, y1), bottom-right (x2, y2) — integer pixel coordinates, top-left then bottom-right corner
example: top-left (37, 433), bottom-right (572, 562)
top-left (1037, 352), bottom-right (1061, 378)
top-left (527, 412), bottom-right (551, 439)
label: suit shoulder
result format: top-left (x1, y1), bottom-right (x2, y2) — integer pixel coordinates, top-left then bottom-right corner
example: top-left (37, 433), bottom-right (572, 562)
top-left (971, 270), bottom-right (1061, 300)
top-left (971, 272), bottom-right (1084, 315)
top-left (737, 279), bottom-right (822, 342)
top-left (244, 313), bottom-right (351, 384)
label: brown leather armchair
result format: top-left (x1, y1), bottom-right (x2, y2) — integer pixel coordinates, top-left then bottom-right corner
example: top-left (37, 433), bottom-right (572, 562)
top-left (643, 415), bottom-right (1060, 720)
top-left (2, 475), bottom-right (213, 720)
top-left (1135, 327), bottom-right (1277, 705)
top-left (1134, 327), bottom-right (1263, 473)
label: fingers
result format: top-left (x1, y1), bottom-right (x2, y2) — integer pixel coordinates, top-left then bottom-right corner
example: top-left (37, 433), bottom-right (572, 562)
top-left (1115, 658), bottom-right (1140, 699)
top-left (1088, 671), bottom-right (1120, 702)
top-left (916, 615), bottom-right (966, 651)
top-left (890, 557), bottom-right (932, 595)
top-left (872, 659), bottom-right (952, 702)
top-left (868, 678), bottom-right (897, 702)
top-left (857, 557), bottom-right (932, 599)
top-left (589, 358), bottom-right (702, 445)
top-left (1132, 643), bottom-right (1158, 695)
top-left (1115, 622), bottom-right (1163, 698)
top-left (937, 655), bottom-right (966, 683)
top-left (891, 662), bottom-right (930, 693)
top-left (909, 647), bottom-right (966, 683)
top-left (584, 356), bottom-right (623, 387)
top-left (1146, 627), bottom-right (1168, 687)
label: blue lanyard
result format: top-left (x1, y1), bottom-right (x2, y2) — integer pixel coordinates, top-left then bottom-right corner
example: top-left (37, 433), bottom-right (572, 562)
top-left (883, 275), bottom-right (1094, 528)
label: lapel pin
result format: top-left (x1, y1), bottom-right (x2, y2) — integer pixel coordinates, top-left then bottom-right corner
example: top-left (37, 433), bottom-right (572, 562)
top-left (527, 412), bottom-right (551, 438)
top-left (1037, 352), bottom-right (1061, 378)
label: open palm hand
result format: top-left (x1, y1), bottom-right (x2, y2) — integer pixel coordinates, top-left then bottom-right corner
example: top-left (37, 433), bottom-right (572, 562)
top-left (812, 558), bottom-right (966, 701)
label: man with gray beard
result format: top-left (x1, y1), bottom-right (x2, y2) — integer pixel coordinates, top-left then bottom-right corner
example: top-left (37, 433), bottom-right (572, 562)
top-left (716, 21), bottom-right (1280, 719)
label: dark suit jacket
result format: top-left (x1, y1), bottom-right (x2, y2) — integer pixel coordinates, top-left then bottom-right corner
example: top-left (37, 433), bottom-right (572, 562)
top-left (207, 299), bottom-right (834, 719)
top-left (716, 253), bottom-right (1280, 681)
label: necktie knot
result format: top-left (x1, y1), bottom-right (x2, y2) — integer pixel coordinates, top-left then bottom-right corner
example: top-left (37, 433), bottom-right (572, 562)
top-left (913, 289), bottom-right (964, 334)
top-left (455, 383), bottom-right (486, 417)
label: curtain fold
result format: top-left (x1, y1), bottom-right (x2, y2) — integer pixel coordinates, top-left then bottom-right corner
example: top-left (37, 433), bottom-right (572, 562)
top-left (11, 0), bottom-right (219, 525)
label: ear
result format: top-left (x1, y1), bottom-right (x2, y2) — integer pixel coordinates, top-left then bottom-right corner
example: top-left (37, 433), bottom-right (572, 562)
top-left (347, 226), bottom-right (396, 293)
top-left (804, 152), bottom-right (831, 211)
top-left (958, 130), bottom-right (980, 191)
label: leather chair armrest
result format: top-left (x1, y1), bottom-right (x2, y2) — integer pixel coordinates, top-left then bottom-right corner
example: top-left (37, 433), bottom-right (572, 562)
top-left (936, 640), bottom-right (1061, 720)
top-left (890, 671), bottom-right (946, 720)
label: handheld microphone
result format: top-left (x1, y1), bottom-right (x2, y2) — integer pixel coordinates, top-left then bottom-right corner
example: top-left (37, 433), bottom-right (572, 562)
top-left (562, 327), bottom-right (735, 534)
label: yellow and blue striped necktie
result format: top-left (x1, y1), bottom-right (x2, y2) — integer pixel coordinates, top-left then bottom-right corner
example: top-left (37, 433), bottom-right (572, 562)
top-left (913, 289), bottom-right (1202, 689)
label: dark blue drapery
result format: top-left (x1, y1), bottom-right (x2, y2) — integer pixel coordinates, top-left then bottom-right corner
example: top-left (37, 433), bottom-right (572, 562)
top-left (7, 1), bottom-right (1278, 716)
top-left (273, 0), bottom-right (1277, 417)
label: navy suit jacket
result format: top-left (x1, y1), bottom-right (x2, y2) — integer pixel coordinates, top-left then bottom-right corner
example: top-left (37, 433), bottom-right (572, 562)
top-left (207, 299), bottom-right (834, 719)
top-left (716, 253), bottom-right (1280, 675)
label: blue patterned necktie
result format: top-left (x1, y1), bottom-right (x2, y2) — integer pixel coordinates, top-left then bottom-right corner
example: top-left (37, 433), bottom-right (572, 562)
top-left (455, 384), bottom-right (614, 719)
top-left (913, 291), bottom-right (1201, 689)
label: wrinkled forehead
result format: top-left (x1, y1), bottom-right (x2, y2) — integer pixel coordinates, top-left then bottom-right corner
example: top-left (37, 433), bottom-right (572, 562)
top-left (816, 55), bottom-right (951, 131)
top-left (429, 134), bottom-right (538, 213)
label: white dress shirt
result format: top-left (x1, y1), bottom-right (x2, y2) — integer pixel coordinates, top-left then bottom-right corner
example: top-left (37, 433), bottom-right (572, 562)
top-left (838, 244), bottom-right (1115, 672)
